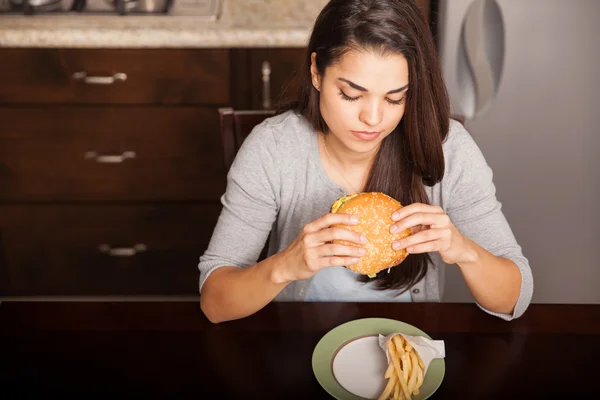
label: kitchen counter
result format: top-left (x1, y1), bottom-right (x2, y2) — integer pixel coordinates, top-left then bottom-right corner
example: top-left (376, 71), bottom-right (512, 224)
top-left (0, 0), bottom-right (329, 48)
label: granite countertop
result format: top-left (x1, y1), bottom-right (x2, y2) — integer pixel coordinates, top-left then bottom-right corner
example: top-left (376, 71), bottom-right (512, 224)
top-left (0, 0), bottom-right (329, 48)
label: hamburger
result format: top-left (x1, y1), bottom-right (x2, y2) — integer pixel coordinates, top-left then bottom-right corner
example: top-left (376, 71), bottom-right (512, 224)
top-left (330, 192), bottom-right (411, 278)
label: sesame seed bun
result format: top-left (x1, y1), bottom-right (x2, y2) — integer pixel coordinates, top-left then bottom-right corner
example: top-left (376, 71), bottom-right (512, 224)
top-left (330, 192), bottom-right (411, 277)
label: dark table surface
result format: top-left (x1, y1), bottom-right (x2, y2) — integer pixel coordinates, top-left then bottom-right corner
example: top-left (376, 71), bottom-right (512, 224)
top-left (1, 301), bottom-right (599, 399)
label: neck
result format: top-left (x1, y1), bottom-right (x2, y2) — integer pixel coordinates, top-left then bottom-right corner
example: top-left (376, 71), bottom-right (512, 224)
top-left (321, 132), bottom-right (379, 170)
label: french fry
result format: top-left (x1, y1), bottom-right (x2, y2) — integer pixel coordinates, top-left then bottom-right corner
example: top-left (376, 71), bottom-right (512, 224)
top-left (389, 340), bottom-right (412, 400)
top-left (414, 364), bottom-right (423, 395)
top-left (385, 362), bottom-right (394, 379)
top-left (393, 336), bottom-right (405, 356)
top-left (378, 333), bottom-right (427, 400)
top-left (377, 370), bottom-right (397, 400)
top-left (393, 380), bottom-right (400, 400)
top-left (402, 353), bottom-right (411, 382)
top-left (407, 352), bottom-right (419, 394)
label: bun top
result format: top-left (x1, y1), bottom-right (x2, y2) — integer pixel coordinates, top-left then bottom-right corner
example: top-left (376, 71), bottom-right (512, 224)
top-left (331, 192), bottom-right (411, 277)
top-left (332, 192), bottom-right (399, 215)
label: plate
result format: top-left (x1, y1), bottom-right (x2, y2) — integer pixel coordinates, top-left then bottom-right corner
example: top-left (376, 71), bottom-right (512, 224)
top-left (312, 318), bottom-right (445, 400)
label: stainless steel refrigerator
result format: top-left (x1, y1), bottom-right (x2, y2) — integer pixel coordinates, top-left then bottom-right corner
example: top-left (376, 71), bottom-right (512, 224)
top-left (435, 0), bottom-right (600, 304)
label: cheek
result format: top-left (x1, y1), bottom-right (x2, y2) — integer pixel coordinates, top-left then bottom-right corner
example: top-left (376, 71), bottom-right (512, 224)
top-left (383, 105), bottom-right (406, 131)
top-left (320, 93), bottom-right (355, 128)
top-left (368, 107), bottom-right (404, 141)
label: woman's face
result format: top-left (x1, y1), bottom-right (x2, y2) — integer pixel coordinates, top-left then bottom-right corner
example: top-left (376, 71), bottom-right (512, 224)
top-left (311, 49), bottom-right (409, 156)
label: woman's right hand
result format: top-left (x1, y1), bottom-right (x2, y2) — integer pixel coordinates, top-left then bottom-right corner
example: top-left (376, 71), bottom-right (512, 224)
top-left (275, 213), bottom-right (368, 283)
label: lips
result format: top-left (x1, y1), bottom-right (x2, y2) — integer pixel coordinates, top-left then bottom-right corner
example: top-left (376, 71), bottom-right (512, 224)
top-left (351, 130), bottom-right (381, 141)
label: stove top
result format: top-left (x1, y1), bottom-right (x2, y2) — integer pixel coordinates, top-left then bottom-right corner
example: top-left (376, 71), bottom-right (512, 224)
top-left (0, 0), bottom-right (222, 17)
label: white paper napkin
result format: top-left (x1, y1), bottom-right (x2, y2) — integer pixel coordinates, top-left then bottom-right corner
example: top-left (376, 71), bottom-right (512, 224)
top-left (378, 332), bottom-right (445, 376)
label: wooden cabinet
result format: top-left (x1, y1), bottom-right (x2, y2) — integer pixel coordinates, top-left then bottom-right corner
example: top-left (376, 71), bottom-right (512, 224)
top-left (0, 0), bottom-right (432, 298)
top-left (0, 47), bottom-right (304, 298)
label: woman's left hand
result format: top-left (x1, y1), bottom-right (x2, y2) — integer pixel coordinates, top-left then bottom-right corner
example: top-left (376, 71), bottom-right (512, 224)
top-left (390, 203), bottom-right (474, 265)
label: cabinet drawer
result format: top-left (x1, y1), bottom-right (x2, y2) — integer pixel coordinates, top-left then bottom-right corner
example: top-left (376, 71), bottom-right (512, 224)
top-left (0, 106), bottom-right (227, 202)
top-left (0, 48), bottom-right (230, 105)
top-left (0, 204), bottom-right (222, 296)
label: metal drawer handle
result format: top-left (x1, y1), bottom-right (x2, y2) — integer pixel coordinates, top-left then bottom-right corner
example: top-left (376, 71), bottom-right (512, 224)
top-left (72, 71), bottom-right (127, 85)
top-left (84, 151), bottom-right (136, 164)
top-left (261, 61), bottom-right (271, 109)
top-left (98, 243), bottom-right (147, 257)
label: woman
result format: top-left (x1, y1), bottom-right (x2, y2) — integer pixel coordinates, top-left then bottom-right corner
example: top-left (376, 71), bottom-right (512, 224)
top-left (198, 0), bottom-right (533, 324)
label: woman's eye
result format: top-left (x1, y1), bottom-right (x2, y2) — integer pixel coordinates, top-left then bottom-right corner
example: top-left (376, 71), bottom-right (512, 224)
top-left (338, 90), bottom-right (360, 102)
top-left (386, 97), bottom-right (405, 105)
top-left (338, 89), bottom-right (405, 106)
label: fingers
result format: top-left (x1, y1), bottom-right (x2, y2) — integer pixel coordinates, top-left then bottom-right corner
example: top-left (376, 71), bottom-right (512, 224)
top-left (401, 240), bottom-right (440, 254)
top-left (390, 211), bottom-right (450, 233)
top-left (316, 243), bottom-right (367, 258)
top-left (307, 226), bottom-right (367, 247)
top-left (392, 228), bottom-right (451, 253)
top-left (298, 213), bottom-right (368, 273)
top-left (304, 243), bottom-right (363, 270)
top-left (392, 203), bottom-right (444, 222)
top-left (316, 255), bottom-right (361, 268)
top-left (410, 224), bottom-right (428, 235)
top-left (303, 213), bottom-right (359, 234)
top-left (310, 238), bottom-right (368, 268)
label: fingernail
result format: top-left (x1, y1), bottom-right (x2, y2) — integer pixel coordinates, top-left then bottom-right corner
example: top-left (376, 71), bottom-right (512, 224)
top-left (392, 241), bottom-right (402, 250)
top-left (349, 258), bottom-right (359, 264)
top-left (360, 234), bottom-right (367, 243)
top-left (358, 248), bottom-right (366, 255)
top-left (392, 212), bottom-right (399, 221)
top-left (390, 225), bottom-right (398, 234)
top-left (350, 216), bottom-right (359, 224)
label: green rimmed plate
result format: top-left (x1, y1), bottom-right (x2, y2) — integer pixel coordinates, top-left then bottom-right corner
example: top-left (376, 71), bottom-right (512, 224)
top-left (312, 318), bottom-right (445, 400)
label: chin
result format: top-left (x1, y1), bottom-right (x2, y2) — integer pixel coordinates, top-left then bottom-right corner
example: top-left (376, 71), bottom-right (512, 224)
top-left (345, 135), bottom-right (386, 153)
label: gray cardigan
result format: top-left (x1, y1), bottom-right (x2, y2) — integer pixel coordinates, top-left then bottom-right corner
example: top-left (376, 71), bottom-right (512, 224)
top-left (198, 111), bottom-right (533, 321)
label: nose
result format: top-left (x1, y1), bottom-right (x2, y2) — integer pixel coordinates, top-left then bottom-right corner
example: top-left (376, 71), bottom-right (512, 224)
top-left (359, 100), bottom-right (383, 128)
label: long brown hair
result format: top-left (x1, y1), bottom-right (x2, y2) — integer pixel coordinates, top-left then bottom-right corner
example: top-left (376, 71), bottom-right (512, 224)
top-left (280, 0), bottom-right (450, 296)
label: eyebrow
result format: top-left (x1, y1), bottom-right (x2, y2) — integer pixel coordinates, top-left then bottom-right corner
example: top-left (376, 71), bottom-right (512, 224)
top-left (338, 77), bottom-right (409, 94)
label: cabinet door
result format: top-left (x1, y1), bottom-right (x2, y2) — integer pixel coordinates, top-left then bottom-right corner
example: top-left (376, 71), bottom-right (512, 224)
top-left (248, 48), bottom-right (305, 110)
top-left (0, 204), bottom-right (222, 297)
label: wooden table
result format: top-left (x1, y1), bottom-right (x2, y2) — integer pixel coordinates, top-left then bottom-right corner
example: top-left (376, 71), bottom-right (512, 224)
top-left (1, 301), bottom-right (598, 398)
